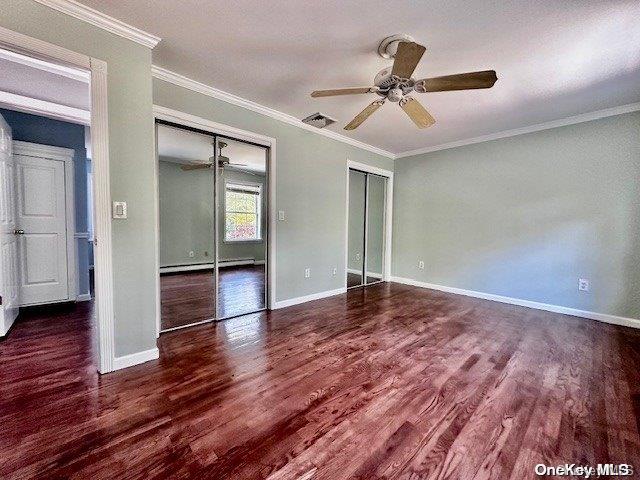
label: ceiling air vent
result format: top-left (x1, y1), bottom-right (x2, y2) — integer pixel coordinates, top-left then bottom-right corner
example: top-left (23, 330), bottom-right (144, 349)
top-left (301, 112), bottom-right (336, 129)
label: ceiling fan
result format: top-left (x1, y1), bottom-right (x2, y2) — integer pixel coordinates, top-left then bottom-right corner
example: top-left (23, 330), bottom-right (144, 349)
top-left (310, 34), bottom-right (498, 130)
top-left (180, 141), bottom-right (249, 171)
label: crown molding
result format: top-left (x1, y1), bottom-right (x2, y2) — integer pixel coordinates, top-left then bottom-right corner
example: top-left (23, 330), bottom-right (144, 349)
top-left (151, 65), bottom-right (395, 159)
top-left (396, 102), bottom-right (640, 158)
top-left (34, 0), bottom-right (161, 49)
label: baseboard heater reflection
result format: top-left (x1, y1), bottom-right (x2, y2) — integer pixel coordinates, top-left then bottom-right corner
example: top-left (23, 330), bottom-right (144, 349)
top-left (218, 258), bottom-right (265, 268)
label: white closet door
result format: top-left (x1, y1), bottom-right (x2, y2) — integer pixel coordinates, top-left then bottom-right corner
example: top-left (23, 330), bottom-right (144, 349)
top-left (15, 154), bottom-right (69, 305)
top-left (0, 114), bottom-right (19, 335)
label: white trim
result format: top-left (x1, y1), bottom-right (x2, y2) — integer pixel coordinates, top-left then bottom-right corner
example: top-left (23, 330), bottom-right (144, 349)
top-left (396, 102), bottom-right (640, 158)
top-left (273, 287), bottom-right (346, 309)
top-left (154, 105), bottom-right (273, 147)
top-left (391, 276), bottom-right (640, 330)
top-left (89, 57), bottom-right (115, 373)
top-left (152, 105), bottom-right (277, 315)
top-left (160, 263), bottom-right (215, 274)
top-left (12, 140), bottom-right (74, 160)
top-left (345, 160), bottom-right (394, 286)
top-left (152, 66), bottom-right (395, 159)
top-left (0, 47), bottom-right (89, 82)
top-left (153, 122), bottom-right (161, 338)
top-left (0, 91), bottom-right (90, 125)
top-left (112, 347), bottom-right (159, 371)
top-left (34, 0), bottom-right (161, 49)
top-left (76, 293), bottom-right (91, 302)
top-left (13, 140), bottom-right (78, 304)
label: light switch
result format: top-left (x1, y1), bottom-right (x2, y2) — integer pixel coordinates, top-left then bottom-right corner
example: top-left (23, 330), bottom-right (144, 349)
top-left (112, 201), bottom-right (127, 219)
top-left (278, 210), bottom-right (285, 221)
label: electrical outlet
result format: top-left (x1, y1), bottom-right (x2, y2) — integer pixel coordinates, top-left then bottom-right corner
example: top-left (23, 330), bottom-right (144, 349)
top-left (578, 278), bottom-right (590, 292)
top-left (356, 253), bottom-right (361, 261)
top-left (188, 251), bottom-right (195, 258)
top-left (278, 210), bottom-right (285, 221)
top-left (418, 260), bottom-right (425, 269)
top-left (304, 268), bottom-right (311, 278)
top-left (332, 267), bottom-right (337, 276)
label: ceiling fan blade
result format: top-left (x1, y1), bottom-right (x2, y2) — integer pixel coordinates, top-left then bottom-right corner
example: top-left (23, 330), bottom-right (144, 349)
top-left (399, 97), bottom-right (435, 129)
top-left (414, 70), bottom-right (497, 92)
top-left (181, 163), bottom-right (212, 171)
top-left (391, 42), bottom-right (426, 79)
top-left (344, 100), bottom-right (385, 130)
top-left (311, 87), bottom-right (377, 97)
top-left (229, 163), bottom-right (249, 167)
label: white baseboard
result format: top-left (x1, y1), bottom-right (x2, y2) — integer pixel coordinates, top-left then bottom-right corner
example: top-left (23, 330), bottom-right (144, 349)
top-left (160, 263), bottom-right (215, 274)
top-left (391, 276), bottom-right (640, 330)
top-left (112, 347), bottom-right (159, 371)
top-left (76, 293), bottom-right (92, 302)
top-left (274, 287), bottom-right (347, 309)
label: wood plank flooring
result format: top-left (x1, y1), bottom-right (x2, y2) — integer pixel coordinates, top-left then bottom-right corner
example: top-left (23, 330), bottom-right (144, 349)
top-left (1, 282), bottom-right (639, 479)
top-left (160, 264), bottom-right (265, 330)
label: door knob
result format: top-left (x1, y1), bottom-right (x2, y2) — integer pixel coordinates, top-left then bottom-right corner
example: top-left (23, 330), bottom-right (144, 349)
top-left (13, 229), bottom-right (24, 235)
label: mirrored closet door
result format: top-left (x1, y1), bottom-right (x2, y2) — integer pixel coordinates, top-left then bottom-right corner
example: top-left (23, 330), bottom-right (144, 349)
top-left (347, 168), bottom-right (387, 289)
top-left (157, 122), bottom-right (218, 331)
top-left (365, 174), bottom-right (386, 285)
top-left (216, 136), bottom-right (268, 320)
top-left (156, 122), bottom-right (269, 333)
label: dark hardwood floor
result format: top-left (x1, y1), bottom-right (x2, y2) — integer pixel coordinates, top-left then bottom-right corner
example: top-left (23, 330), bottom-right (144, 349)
top-left (218, 264), bottom-right (266, 319)
top-left (160, 264), bottom-right (265, 330)
top-left (1, 282), bottom-right (640, 479)
top-left (347, 272), bottom-right (384, 288)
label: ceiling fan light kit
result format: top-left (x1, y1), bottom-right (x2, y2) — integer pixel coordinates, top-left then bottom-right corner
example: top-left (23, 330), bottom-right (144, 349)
top-left (310, 34), bottom-right (498, 130)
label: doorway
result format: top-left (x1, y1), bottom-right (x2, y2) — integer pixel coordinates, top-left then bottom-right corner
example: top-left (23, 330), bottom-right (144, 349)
top-left (156, 121), bottom-right (269, 332)
top-left (0, 37), bottom-right (114, 368)
top-left (346, 162), bottom-right (393, 289)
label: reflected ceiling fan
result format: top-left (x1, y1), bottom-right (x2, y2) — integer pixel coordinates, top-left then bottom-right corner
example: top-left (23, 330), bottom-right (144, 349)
top-left (181, 141), bottom-right (249, 171)
top-left (310, 34), bottom-right (498, 130)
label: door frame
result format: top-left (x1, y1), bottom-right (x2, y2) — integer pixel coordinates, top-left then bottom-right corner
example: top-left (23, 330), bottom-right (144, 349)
top-left (0, 26), bottom-right (115, 373)
top-left (152, 105), bottom-right (277, 337)
top-left (12, 141), bottom-right (77, 304)
top-left (345, 160), bottom-right (393, 287)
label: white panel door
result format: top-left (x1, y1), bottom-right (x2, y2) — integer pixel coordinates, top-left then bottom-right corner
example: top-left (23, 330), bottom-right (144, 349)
top-left (0, 114), bottom-right (19, 335)
top-left (15, 154), bottom-right (69, 305)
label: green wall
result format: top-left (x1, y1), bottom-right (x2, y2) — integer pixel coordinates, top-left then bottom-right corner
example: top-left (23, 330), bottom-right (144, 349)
top-left (158, 160), bottom-right (215, 267)
top-left (393, 112), bottom-right (640, 319)
top-left (153, 78), bottom-right (394, 301)
top-left (0, 1), bottom-right (157, 356)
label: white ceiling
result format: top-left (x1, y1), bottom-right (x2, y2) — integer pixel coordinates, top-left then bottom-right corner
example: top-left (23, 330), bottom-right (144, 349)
top-left (78, 0), bottom-right (640, 154)
top-left (0, 49), bottom-right (89, 111)
top-left (157, 123), bottom-right (266, 173)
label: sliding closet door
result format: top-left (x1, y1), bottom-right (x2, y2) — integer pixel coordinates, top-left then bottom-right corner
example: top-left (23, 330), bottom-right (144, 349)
top-left (157, 122), bottom-right (217, 331)
top-left (365, 174), bottom-right (386, 285)
top-left (215, 136), bottom-right (268, 319)
top-left (347, 169), bottom-right (366, 288)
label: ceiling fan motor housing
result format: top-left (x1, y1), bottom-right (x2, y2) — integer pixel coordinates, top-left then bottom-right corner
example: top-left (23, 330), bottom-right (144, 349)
top-left (387, 88), bottom-right (404, 102)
